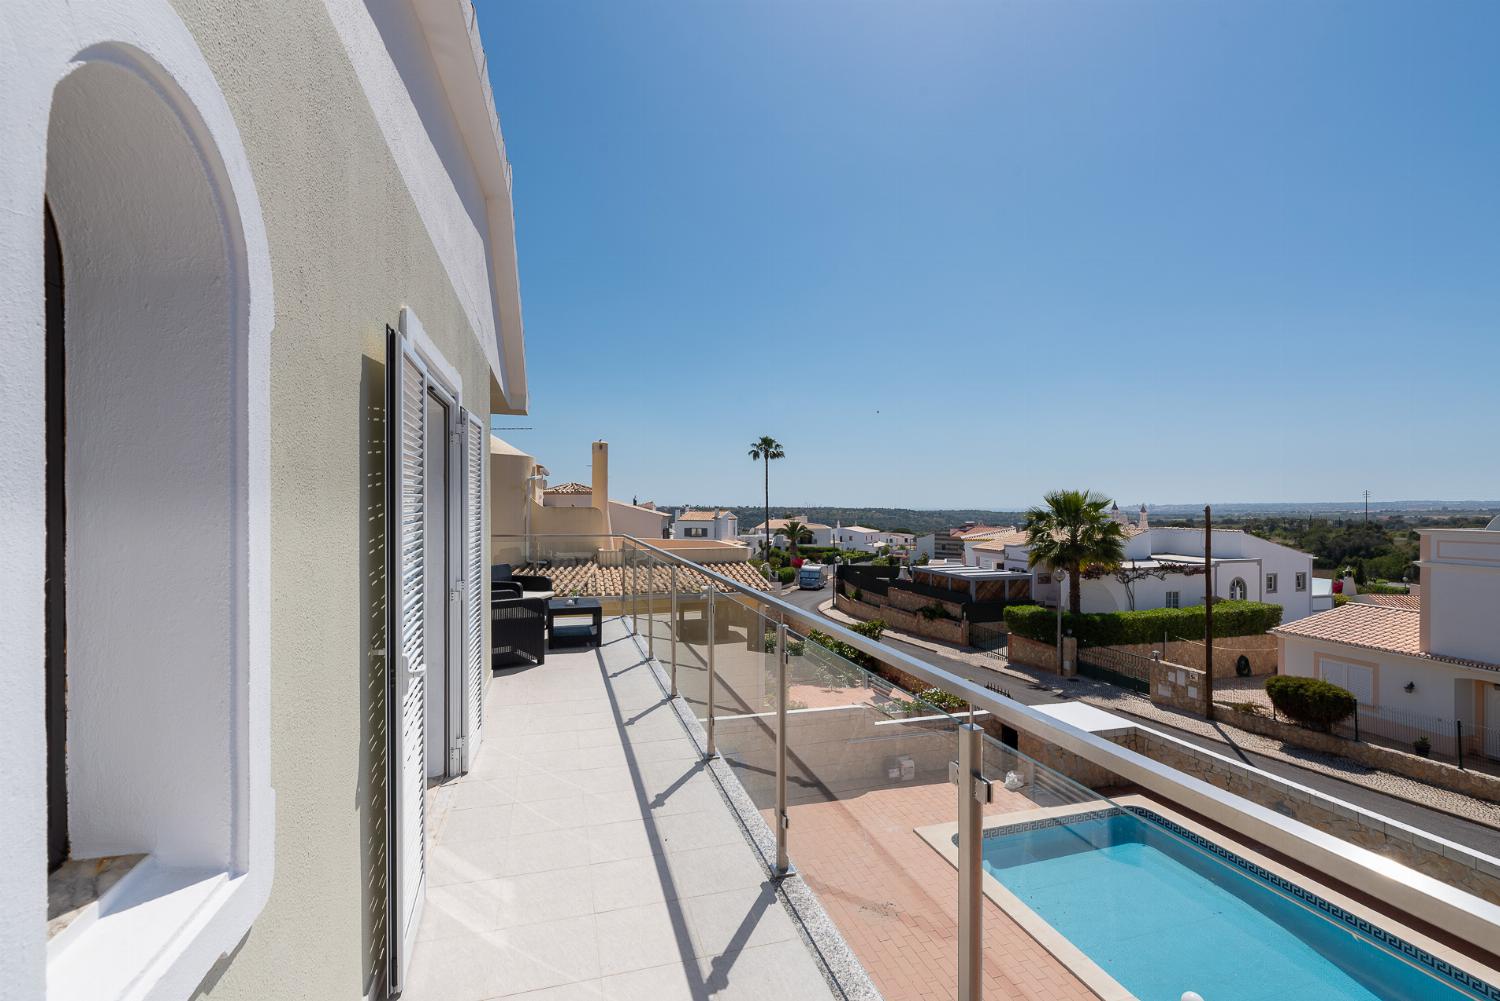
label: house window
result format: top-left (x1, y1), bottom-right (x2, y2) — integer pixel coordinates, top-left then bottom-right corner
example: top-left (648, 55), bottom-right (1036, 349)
top-left (1165, 591), bottom-right (1180, 608)
top-left (1295, 572), bottom-right (1307, 592)
top-left (685, 526), bottom-right (707, 538)
top-left (1229, 577), bottom-right (1248, 600)
top-left (1265, 573), bottom-right (1278, 594)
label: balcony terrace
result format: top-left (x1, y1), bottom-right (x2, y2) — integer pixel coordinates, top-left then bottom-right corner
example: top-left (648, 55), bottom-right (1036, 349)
top-left (410, 534), bottom-right (1500, 1001)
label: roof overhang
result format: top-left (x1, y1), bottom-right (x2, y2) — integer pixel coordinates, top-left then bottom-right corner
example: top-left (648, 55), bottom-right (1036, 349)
top-left (409, 0), bottom-right (528, 413)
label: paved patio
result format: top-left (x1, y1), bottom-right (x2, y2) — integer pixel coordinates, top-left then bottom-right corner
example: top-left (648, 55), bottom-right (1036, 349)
top-left (405, 617), bottom-right (833, 1001)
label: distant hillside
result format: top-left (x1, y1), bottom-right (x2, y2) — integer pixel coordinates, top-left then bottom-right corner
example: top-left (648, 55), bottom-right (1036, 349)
top-left (664, 507), bottom-right (1027, 536)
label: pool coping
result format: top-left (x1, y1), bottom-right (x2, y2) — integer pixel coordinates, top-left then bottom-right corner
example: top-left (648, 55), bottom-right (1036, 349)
top-left (915, 795), bottom-right (1500, 1001)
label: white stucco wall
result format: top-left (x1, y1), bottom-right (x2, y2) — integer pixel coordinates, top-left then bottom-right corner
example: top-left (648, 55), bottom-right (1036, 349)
top-left (1421, 529), bottom-right (1500, 664)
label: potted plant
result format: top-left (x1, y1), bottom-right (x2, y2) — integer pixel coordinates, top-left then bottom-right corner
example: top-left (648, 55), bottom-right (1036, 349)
top-left (1413, 736), bottom-right (1431, 757)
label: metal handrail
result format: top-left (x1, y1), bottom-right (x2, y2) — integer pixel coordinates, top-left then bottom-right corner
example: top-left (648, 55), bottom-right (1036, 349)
top-left (618, 536), bottom-right (1500, 948)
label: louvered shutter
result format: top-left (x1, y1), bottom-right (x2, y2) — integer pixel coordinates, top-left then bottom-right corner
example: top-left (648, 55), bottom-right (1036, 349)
top-left (460, 409), bottom-right (486, 771)
top-left (386, 326), bottom-right (427, 994)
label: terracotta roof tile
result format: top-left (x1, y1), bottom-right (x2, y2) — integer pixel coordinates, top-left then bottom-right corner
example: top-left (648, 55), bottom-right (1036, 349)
top-left (520, 558), bottom-right (769, 597)
top-left (1273, 604), bottom-right (1420, 656)
top-left (544, 481), bottom-right (591, 495)
top-left (971, 530), bottom-right (1028, 553)
top-left (1353, 593), bottom-right (1421, 610)
top-left (1273, 604), bottom-right (1500, 673)
top-left (677, 510), bottom-right (729, 521)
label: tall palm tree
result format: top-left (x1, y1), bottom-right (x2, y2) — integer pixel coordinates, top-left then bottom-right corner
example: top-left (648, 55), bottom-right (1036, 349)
top-left (748, 436), bottom-right (784, 558)
top-left (1023, 489), bottom-right (1126, 614)
top-left (780, 519), bottom-right (812, 559)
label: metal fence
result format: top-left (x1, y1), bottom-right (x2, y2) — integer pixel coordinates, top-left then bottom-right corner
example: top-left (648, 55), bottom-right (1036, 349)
top-left (1076, 646), bottom-right (1152, 694)
top-left (1322, 702), bottom-right (1500, 772)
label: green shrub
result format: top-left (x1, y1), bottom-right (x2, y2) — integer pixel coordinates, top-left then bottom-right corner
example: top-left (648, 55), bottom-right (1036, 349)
top-left (1332, 593), bottom-right (1351, 607)
top-left (1265, 676), bottom-right (1356, 732)
top-left (852, 618), bottom-right (886, 641)
top-left (1413, 736), bottom-right (1431, 757)
top-left (776, 566), bottom-right (796, 585)
top-left (915, 687), bottom-right (967, 712)
top-left (762, 630), bottom-right (806, 656)
top-left (1003, 600), bottom-right (1283, 647)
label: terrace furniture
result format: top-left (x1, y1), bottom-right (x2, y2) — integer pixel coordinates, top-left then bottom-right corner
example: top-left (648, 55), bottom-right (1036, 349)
top-left (492, 595), bottom-right (547, 668)
top-left (547, 597), bottom-right (602, 648)
top-left (492, 563), bottom-right (554, 602)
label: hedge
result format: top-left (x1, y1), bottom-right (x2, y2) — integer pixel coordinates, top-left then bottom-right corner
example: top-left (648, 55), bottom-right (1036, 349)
top-left (1265, 676), bottom-right (1356, 732)
top-left (1002, 600), bottom-right (1283, 647)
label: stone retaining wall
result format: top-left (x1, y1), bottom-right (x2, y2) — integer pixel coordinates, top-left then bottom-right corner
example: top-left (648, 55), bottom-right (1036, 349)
top-left (1133, 729), bottom-right (1500, 906)
top-left (835, 591), bottom-right (968, 645)
top-left (1151, 661), bottom-right (1206, 713)
top-left (1006, 633), bottom-right (1060, 673)
top-left (1219, 707), bottom-right (1500, 805)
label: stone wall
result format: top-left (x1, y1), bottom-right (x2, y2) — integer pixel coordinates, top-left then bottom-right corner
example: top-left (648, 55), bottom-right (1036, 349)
top-left (1110, 633), bottom-right (1278, 678)
top-left (1151, 661), bottom-right (1206, 714)
top-left (1007, 633), bottom-right (1061, 673)
top-left (887, 586), bottom-right (965, 621)
top-left (1219, 707), bottom-right (1500, 805)
top-left (835, 591), bottom-right (968, 645)
top-left (1133, 729), bottom-right (1500, 906)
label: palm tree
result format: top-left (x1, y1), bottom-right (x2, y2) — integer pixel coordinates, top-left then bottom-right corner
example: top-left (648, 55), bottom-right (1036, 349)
top-left (780, 519), bottom-right (812, 559)
top-left (748, 436), bottom-right (785, 558)
top-left (1023, 489), bottom-right (1126, 614)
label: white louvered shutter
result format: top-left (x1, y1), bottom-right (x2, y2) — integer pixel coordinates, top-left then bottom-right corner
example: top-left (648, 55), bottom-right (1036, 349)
top-left (386, 326), bottom-right (427, 994)
top-left (461, 409), bottom-right (486, 771)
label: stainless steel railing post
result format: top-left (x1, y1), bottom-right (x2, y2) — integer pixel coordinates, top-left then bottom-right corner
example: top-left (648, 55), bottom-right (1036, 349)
top-left (669, 565), bottom-right (679, 697)
top-left (775, 618), bottom-right (790, 875)
top-left (705, 589), bottom-right (717, 759)
top-left (648, 557), bottom-right (656, 661)
top-left (954, 722), bottom-right (989, 1001)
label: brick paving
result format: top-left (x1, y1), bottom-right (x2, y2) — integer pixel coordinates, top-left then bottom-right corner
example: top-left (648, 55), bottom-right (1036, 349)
top-left (769, 782), bottom-right (1098, 1001)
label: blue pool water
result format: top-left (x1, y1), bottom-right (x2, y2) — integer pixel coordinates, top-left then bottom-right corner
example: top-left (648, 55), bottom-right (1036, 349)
top-left (981, 811), bottom-right (1488, 1001)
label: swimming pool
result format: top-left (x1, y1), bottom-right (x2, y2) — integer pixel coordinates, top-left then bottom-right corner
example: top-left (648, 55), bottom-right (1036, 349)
top-left (980, 808), bottom-right (1498, 1001)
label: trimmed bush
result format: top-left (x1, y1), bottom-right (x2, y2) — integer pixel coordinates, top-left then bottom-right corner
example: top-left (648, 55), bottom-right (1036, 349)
top-left (776, 566), bottom-right (796, 584)
top-left (1003, 600), bottom-right (1283, 647)
top-left (1265, 676), bottom-right (1356, 732)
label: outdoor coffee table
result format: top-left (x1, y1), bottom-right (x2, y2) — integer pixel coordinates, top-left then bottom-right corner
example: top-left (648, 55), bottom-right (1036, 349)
top-left (547, 597), bottom-right (602, 648)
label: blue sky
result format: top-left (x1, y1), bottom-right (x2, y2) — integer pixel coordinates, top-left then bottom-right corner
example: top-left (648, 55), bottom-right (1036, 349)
top-left (475, 1), bottom-right (1499, 510)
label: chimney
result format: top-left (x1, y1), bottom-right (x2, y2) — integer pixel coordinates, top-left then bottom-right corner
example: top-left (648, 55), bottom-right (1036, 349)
top-left (591, 441), bottom-right (611, 533)
top-left (1138, 504), bottom-right (1149, 530)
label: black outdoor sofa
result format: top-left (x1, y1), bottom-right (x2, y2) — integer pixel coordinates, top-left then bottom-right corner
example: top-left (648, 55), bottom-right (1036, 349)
top-left (491, 564), bottom-right (553, 668)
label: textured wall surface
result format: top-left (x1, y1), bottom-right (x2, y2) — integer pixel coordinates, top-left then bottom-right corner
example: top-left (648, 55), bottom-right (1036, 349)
top-left (166, 1), bottom-right (501, 996)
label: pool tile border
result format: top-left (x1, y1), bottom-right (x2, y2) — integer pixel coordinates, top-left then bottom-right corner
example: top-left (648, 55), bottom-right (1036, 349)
top-left (980, 807), bottom-right (1500, 1001)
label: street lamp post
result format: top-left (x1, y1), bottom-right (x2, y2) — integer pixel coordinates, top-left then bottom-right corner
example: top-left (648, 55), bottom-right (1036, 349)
top-left (1055, 569), bottom-right (1066, 672)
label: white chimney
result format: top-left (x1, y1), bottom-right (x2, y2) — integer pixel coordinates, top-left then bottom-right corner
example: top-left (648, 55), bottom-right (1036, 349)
top-left (591, 441), bottom-right (611, 533)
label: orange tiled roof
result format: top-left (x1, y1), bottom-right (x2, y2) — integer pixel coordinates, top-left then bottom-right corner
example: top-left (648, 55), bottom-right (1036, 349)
top-left (544, 481), bottom-right (591, 495)
top-left (677, 510), bottom-right (729, 521)
top-left (971, 530), bottom-right (1029, 553)
top-left (1353, 593), bottom-right (1422, 610)
top-left (520, 558), bottom-right (770, 597)
top-left (1273, 604), bottom-right (1421, 656)
top-left (1274, 603), bottom-right (1500, 674)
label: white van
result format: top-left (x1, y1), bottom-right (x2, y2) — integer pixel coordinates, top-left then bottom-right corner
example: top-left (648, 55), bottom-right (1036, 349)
top-left (797, 563), bottom-right (826, 590)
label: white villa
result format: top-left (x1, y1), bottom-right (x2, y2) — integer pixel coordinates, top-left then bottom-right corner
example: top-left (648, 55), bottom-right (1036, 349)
top-left (672, 508), bottom-right (739, 541)
top-left (835, 524), bottom-right (916, 553)
top-left (541, 478), bottom-right (670, 539)
top-left (975, 505), bottom-right (1316, 623)
top-left (750, 516), bottom-right (835, 548)
top-left (1275, 525), bottom-right (1500, 757)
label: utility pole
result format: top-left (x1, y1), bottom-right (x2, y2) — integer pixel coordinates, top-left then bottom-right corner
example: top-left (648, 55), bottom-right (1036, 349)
top-left (1364, 489), bottom-right (1370, 524)
top-left (1203, 505), bottom-right (1214, 722)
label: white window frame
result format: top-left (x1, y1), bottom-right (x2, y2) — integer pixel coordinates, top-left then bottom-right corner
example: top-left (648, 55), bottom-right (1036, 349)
top-left (1295, 572), bottom-right (1308, 592)
top-left (1265, 573), bottom-right (1278, 594)
top-left (1165, 590), bottom-right (1181, 609)
top-left (685, 526), bottom-right (708, 538)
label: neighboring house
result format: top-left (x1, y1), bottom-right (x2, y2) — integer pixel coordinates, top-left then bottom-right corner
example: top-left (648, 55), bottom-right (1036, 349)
top-left (540, 476), bottom-right (670, 539)
top-left (749, 517), bottom-right (835, 548)
top-left (1275, 528), bottom-right (1500, 757)
top-left (915, 523), bottom-right (998, 563)
top-left (991, 507), bottom-right (1316, 623)
top-left (3, 2), bottom-right (525, 998)
top-left (834, 524), bottom-right (915, 553)
top-left (964, 528), bottom-right (1028, 568)
top-left (673, 509), bottom-right (739, 541)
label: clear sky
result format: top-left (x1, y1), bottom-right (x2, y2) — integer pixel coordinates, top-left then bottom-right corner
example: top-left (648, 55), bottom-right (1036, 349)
top-left (475, 1), bottom-right (1499, 510)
